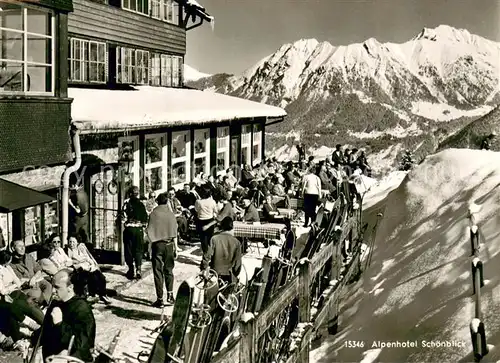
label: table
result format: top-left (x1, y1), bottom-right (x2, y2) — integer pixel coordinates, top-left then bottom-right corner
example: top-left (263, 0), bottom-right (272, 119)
top-left (233, 221), bottom-right (286, 240)
top-left (277, 208), bottom-right (297, 219)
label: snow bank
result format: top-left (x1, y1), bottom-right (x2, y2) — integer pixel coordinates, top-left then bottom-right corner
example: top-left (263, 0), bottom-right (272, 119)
top-left (69, 86), bottom-right (286, 133)
top-left (312, 148), bottom-right (500, 362)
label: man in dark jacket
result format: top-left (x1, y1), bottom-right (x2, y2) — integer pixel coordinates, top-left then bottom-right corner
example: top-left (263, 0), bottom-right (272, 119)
top-left (123, 186), bottom-right (148, 280)
top-left (147, 192), bottom-right (178, 307)
top-left (176, 183), bottom-right (198, 208)
top-left (39, 269), bottom-right (96, 362)
top-left (331, 144), bottom-right (344, 166)
top-left (242, 198), bottom-right (260, 223)
top-left (10, 239), bottom-right (52, 306)
top-left (69, 179), bottom-right (90, 245)
top-left (201, 217), bottom-right (242, 284)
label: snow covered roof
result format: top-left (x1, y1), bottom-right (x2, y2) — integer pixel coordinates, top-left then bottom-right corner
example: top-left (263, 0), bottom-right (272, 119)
top-left (69, 86), bottom-right (286, 134)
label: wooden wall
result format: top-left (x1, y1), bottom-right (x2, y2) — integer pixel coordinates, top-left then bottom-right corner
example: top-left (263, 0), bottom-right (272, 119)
top-left (68, 0), bottom-right (186, 54)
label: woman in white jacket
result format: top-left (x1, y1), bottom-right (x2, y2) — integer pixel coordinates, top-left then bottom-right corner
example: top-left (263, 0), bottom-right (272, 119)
top-left (301, 166), bottom-right (322, 227)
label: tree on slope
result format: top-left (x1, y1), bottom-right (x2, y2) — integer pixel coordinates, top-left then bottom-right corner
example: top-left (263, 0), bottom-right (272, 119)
top-left (399, 149), bottom-right (415, 171)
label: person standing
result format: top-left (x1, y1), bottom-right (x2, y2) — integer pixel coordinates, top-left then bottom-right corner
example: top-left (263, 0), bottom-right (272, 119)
top-left (68, 178), bottom-right (89, 245)
top-left (301, 166), bottom-right (321, 227)
top-left (38, 269), bottom-right (96, 362)
top-left (201, 217), bottom-right (242, 285)
top-left (194, 188), bottom-right (219, 254)
top-left (122, 186), bottom-right (148, 280)
top-left (147, 193), bottom-right (178, 307)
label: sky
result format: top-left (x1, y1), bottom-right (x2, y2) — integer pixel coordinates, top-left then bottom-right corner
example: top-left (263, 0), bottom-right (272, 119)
top-left (185, 0), bottom-right (500, 75)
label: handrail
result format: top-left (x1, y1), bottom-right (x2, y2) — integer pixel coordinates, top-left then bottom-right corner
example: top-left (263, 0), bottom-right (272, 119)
top-left (467, 204), bottom-right (488, 361)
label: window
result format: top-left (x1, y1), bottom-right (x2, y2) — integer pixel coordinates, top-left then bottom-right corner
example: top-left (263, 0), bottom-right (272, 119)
top-left (216, 127), bottom-right (229, 174)
top-left (252, 124), bottom-right (262, 166)
top-left (172, 56), bottom-right (181, 87)
top-left (145, 135), bottom-right (166, 193)
top-left (161, 55), bottom-right (171, 86)
top-left (194, 129), bottom-right (209, 177)
top-left (69, 38), bottom-right (107, 83)
top-left (0, 2), bottom-right (54, 94)
top-left (163, 0), bottom-right (174, 22)
top-left (171, 131), bottom-right (190, 188)
top-left (122, 0), bottom-right (178, 25)
top-left (151, 0), bottom-right (161, 19)
top-left (117, 47), bottom-right (149, 85)
top-left (118, 136), bottom-right (140, 188)
top-left (241, 125), bottom-right (252, 166)
top-left (122, 0), bottom-right (149, 16)
top-left (151, 53), bottom-right (161, 86)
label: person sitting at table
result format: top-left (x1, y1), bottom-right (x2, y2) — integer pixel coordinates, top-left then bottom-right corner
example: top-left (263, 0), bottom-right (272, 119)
top-left (271, 176), bottom-right (291, 208)
top-left (176, 183), bottom-right (198, 209)
top-left (9, 239), bottom-right (52, 307)
top-left (247, 180), bottom-right (265, 207)
top-left (225, 167), bottom-right (238, 190)
top-left (263, 193), bottom-right (284, 222)
top-left (242, 198), bottom-right (260, 223)
top-left (216, 192), bottom-right (236, 224)
top-left (240, 164), bottom-right (255, 188)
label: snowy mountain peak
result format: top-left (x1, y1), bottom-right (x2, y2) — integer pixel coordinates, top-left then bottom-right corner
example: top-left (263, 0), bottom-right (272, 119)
top-left (413, 24), bottom-right (475, 44)
top-left (183, 64), bottom-right (212, 82)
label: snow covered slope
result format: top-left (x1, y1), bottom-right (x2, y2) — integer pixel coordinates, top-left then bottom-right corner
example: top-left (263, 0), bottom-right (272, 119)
top-left (311, 148), bottom-right (500, 362)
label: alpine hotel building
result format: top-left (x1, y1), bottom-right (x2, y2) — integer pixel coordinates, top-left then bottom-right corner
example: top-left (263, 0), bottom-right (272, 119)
top-left (0, 0), bottom-right (286, 263)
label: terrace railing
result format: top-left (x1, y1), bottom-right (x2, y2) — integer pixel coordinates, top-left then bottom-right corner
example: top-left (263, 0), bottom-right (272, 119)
top-left (210, 195), bottom-right (364, 363)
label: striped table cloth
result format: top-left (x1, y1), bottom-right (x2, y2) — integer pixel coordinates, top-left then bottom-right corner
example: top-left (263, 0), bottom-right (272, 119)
top-left (233, 222), bottom-right (286, 240)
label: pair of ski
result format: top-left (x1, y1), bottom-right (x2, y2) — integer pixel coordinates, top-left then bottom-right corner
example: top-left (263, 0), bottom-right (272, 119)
top-left (147, 271), bottom-right (243, 363)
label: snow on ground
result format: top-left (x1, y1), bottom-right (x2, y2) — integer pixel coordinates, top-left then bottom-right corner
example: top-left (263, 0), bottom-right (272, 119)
top-left (311, 148), bottom-right (500, 362)
top-left (349, 122), bottom-right (422, 140)
top-left (411, 101), bottom-right (493, 122)
top-left (367, 143), bottom-right (403, 175)
top-left (362, 170), bottom-right (407, 209)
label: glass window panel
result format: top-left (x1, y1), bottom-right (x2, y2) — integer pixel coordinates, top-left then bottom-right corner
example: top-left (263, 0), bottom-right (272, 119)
top-left (24, 206), bottom-right (42, 245)
top-left (27, 35), bottom-right (51, 64)
top-left (130, 0), bottom-right (136, 11)
top-left (27, 65), bottom-right (51, 92)
top-left (44, 201), bottom-right (58, 237)
top-left (89, 62), bottom-right (98, 82)
top-left (98, 43), bottom-right (105, 61)
top-left (216, 152), bottom-right (227, 172)
top-left (241, 146), bottom-right (249, 166)
top-left (123, 0), bottom-right (129, 9)
top-left (253, 144), bottom-right (261, 164)
top-left (0, 63), bottom-right (23, 91)
top-left (90, 42), bottom-right (97, 62)
top-left (171, 131), bottom-right (187, 158)
top-left (230, 138), bottom-right (238, 165)
top-left (27, 8), bottom-right (50, 35)
top-left (0, 30), bottom-right (23, 61)
top-left (97, 63), bottom-right (105, 82)
top-left (194, 157), bottom-right (206, 177)
top-left (0, 4), bottom-right (23, 30)
top-left (253, 123), bottom-right (262, 133)
top-left (146, 136), bottom-right (163, 164)
top-left (145, 167), bottom-right (162, 192)
top-left (194, 129), bottom-right (208, 154)
top-left (172, 161), bottom-right (186, 185)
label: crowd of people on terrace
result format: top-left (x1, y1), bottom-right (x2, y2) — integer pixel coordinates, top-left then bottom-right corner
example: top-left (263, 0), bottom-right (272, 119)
top-left (0, 143), bottom-right (371, 361)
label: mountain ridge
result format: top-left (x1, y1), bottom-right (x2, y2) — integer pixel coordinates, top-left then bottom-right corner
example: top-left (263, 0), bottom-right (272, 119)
top-left (186, 25), bottom-right (500, 171)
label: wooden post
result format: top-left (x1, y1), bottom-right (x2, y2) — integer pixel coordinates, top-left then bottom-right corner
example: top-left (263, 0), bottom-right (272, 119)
top-left (239, 313), bottom-right (256, 363)
top-left (298, 259), bottom-right (311, 363)
top-left (299, 259), bottom-right (311, 322)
